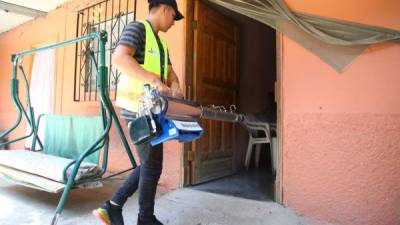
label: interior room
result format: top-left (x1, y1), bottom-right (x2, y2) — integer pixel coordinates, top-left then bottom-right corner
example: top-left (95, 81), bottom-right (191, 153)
top-left (191, 1), bottom-right (277, 202)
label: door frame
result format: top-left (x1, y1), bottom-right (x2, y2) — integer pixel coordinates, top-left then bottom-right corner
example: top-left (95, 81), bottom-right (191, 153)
top-left (182, 0), bottom-right (284, 204)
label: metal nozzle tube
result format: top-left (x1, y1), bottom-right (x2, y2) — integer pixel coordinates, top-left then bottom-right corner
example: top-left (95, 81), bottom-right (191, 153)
top-left (162, 96), bottom-right (243, 123)
top-left (201, 107), bottom-right (243, 122)
top-left (163, 96), bottom-right (202, 121)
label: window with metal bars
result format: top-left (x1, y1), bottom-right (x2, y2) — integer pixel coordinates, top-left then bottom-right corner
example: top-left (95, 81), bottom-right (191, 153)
top-left (74, 0), bottom-right (137, 101)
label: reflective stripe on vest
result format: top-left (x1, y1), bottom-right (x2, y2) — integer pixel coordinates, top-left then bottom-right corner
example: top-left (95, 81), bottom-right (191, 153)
top-left (116, 20), bottom-right (169, 112)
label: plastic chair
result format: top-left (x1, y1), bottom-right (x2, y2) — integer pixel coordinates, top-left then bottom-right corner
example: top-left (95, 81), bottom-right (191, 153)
top-left (243, 116), bottom-right (276, 174)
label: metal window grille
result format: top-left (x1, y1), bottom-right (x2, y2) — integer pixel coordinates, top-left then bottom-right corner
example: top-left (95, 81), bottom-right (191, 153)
top-left (74, 0), bottom-right (137, 101)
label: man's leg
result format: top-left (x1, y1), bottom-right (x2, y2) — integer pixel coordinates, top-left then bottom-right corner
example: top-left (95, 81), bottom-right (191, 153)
top-left (110, 117), bottom-right (144, 206)
top-left (93, 167), bottom-right (141, 225)
top-left (110, 165), bottom-right (141, 206)
top-left (136, 142), bottom-right (163, 222)
top-left (93, 118), bottom-right (142, 225)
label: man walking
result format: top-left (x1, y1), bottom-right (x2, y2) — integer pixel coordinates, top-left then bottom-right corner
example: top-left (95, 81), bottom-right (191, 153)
top-left (93, 0), bottom-right (184, 224)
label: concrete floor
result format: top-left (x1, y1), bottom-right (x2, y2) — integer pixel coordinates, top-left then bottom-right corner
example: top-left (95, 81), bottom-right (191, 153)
top-left (191, 167), bottom-right (274, 201)
top-left (0, 177), bottom-right (308, 225)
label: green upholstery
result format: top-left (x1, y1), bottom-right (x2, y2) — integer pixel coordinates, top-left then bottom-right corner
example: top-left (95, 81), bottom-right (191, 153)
top-left (44, 115), bottom-right (103, 164)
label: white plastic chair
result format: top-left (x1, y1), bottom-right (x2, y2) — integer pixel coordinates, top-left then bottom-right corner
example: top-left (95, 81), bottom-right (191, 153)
top-left (243, 116), bottom-right (276, 174)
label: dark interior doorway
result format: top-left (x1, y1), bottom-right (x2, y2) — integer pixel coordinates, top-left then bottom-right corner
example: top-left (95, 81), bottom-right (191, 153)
top-left (189, 0), bottom-right (277, 202)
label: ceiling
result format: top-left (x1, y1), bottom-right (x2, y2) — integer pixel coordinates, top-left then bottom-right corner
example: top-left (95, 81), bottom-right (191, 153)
top-left (0, 0), bottom-right (71, 34)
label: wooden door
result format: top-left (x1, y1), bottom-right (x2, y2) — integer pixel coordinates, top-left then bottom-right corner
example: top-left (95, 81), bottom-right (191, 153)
top-left (190, 0), bottom-right (240, 184)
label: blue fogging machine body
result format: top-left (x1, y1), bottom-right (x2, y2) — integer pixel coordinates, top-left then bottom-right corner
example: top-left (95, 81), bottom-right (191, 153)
top-left (128, 85), bottom-right (244, 146)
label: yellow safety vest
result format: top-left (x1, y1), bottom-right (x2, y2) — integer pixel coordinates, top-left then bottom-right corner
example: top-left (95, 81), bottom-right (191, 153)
top-left (116, 20), bottom-right (169, 112)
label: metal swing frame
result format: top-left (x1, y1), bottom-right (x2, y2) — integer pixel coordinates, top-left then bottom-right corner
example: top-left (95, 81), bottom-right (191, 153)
top-left (0, 31), bottom-right (136, 225)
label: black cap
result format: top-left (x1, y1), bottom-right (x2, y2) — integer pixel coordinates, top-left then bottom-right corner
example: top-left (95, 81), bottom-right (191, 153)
top-left (149, 0), bottom-right (184, 21)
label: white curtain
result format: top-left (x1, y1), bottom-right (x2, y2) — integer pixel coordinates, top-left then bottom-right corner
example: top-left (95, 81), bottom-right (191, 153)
top-left (207, 0), bottom-right (400, 72)
top-left (25, 47), bottom-right (56, 149)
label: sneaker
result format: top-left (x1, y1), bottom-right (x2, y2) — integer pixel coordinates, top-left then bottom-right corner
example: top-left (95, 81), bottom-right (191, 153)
top-left (92, 201), bottom-right (124, 225)
top-left (137, 215), bottom-right (163, 225)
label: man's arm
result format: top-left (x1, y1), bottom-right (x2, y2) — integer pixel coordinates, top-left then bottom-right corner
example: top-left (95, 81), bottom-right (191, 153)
top-left (167, 65), bottom-right (184, 98)
top-left (112, 44), bottom-right (169, 93)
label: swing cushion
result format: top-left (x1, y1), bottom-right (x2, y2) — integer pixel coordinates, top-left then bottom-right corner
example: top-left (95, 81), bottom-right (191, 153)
top-left (0, 115), bottom-right (105, 192)
top-left (0, 150), bottom-right (102, 193)
top-left (44, 115), bottom-right (103, 164)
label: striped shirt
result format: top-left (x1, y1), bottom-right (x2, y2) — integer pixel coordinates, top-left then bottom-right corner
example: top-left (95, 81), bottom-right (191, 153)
top-left (118, 20), bottom-right (171, 66)
top-left (117, 20), bottom-right (171, 119)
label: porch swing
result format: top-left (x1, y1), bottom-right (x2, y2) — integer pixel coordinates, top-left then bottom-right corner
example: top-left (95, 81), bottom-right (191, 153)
top-left (0, 31), bottom-right (137, 225)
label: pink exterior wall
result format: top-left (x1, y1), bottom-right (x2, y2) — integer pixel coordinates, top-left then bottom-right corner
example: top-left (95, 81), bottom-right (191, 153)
top-left (282, 1), bottom-right (400, 225)
top-left (2, 1), bottom-right (399, 223)
top-left (0, 0), bottom-right (185, 192)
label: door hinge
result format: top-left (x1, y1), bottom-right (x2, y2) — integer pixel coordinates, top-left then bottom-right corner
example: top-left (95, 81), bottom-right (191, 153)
top-left (188, 150), bottom-right (195, 161)
top-left (192, 20), bottom-right (198, 30)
